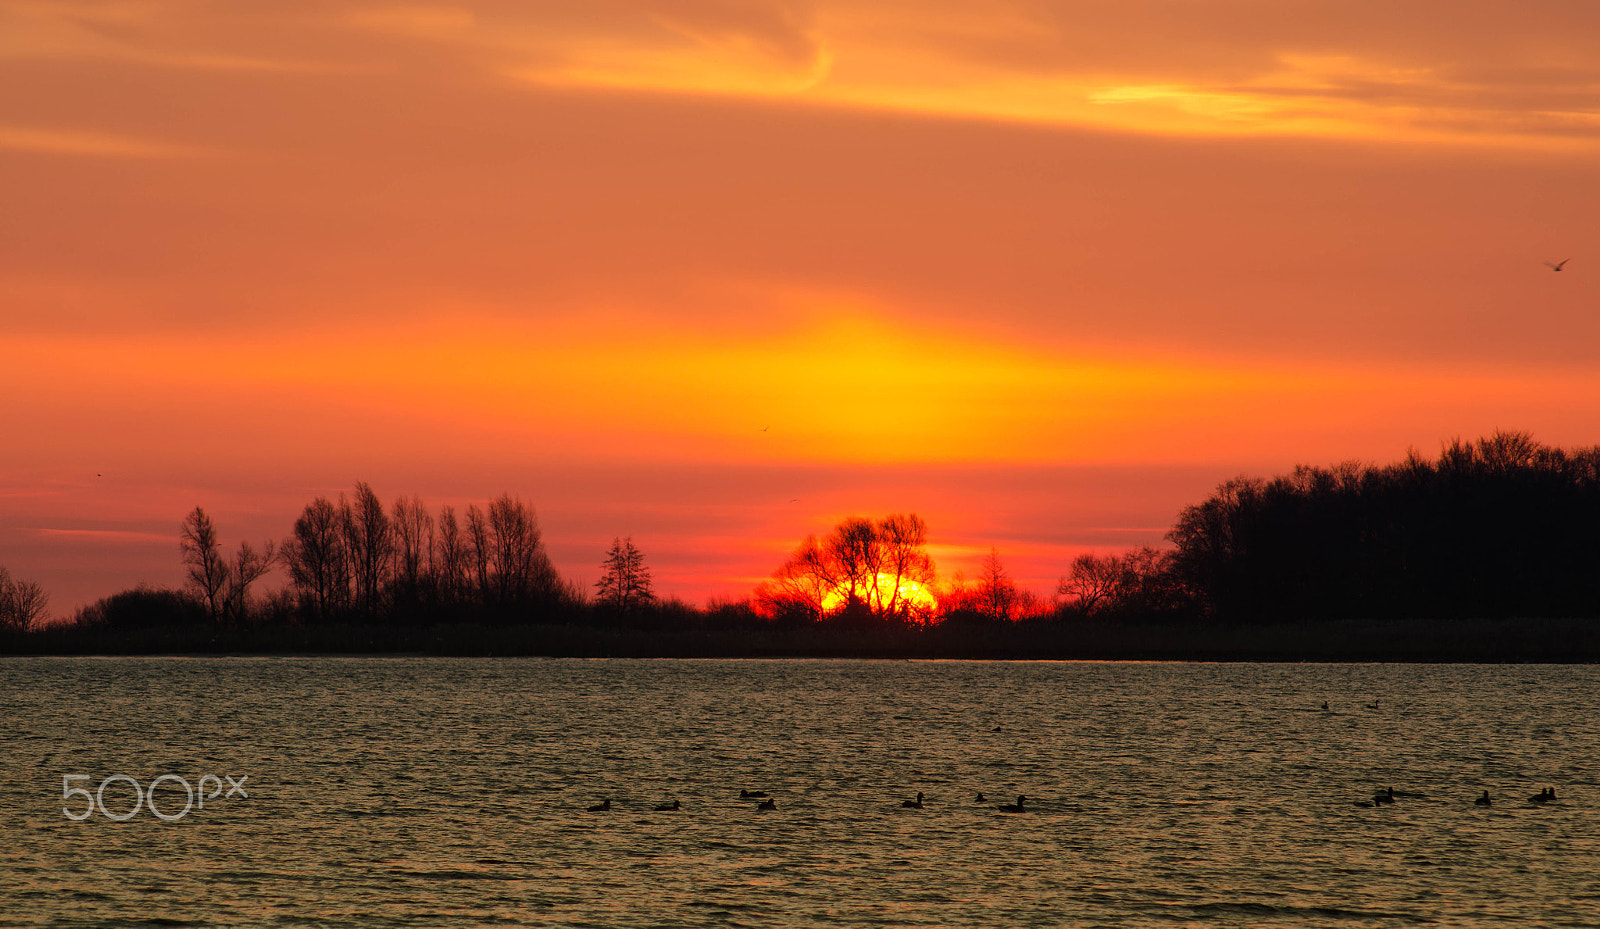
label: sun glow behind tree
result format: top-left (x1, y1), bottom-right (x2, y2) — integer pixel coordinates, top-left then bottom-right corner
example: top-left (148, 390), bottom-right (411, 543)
top-left (757, 513), bottom-right (939, 623)
top-left (820, 573), bottom-right (939, 619)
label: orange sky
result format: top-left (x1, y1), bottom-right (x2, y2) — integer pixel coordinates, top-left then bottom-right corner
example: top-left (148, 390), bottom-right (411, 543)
top-left (4, 0), bottom-right (1599, 613)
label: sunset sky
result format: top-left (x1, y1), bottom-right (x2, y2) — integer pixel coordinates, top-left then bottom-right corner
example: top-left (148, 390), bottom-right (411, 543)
top-left (4, 0), bottom-right (1598, 613)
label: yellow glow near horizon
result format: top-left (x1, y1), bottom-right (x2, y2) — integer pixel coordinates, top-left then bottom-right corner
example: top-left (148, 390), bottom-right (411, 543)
top-left (7, 307), bottom-right (1598, 471)
top-left (0, 311), bottom-right (1265, 464)
top-left (6, 303), bottom-right (1593, 470)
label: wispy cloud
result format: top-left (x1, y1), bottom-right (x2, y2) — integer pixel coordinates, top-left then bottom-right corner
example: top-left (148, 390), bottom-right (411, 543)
top-left (0, 125), bottom-right (211, 157)
top-left (8, 1), bottom-right (1600, 148)
top-left (32, 528), bottom-right (171, 544)
top-left (492, 1), bottom-right (1600, 149)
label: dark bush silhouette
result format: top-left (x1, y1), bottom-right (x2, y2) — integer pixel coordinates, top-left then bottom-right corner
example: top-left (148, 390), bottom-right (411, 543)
top-left (76, 587), bottom-right (207, 629)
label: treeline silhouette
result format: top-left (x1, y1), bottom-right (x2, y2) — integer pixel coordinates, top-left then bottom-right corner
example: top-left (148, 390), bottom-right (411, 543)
top-left (5, 431), bottom-right (1600, 657)
top-left (1166, 431), bottom-right (1600, 622)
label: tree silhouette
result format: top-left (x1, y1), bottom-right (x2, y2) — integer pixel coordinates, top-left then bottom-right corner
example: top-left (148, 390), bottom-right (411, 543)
top-left (976, 548), bottom-right (1018, 621)
top-left (486, 494), bottom-right (559, 607)
top-left (346, 482), bottom-right (392, 617)
top-left (1058, 546), bottom-right (1188, 619)
top-left (757, 514), bottom-right (936, 623)
top-left (595, 537), bottom-right (654, 613)
top-left (1058, 553), bottom-right (1121, 616)
top-left (181, 507), bottom-right (231, 624)
top-left (225, 539), bottom-right (277, 625)
top-left (465, 504), bottom-right (492, 603)
top-left (877, 514), bottom-right (935, 618)
top-left (435, 504), bottom-right (468, 608)
top-left (0, 565), bottom-right (48, 633)
top-left (283, 496), bottom-right (350, 617)
top-left (1167, 432), bottom-right (1600, 621)
top-left (390, 493), bottom-right (434, 611)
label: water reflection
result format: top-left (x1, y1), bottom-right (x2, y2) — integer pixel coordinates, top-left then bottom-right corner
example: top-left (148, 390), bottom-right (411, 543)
top-left (3, 659), bottom-right (1597, 927)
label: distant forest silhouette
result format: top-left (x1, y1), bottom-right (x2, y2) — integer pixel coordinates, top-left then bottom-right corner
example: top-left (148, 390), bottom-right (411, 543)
top-left (5, 431), bottom-right (1600, 658)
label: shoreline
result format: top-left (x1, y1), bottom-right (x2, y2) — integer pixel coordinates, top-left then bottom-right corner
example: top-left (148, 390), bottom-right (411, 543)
top-left (5, 616), bottom-right (1598, 662)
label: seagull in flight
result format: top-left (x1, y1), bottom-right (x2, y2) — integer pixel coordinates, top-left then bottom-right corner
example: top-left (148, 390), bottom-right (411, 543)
top-left (1545, 259), bottom-right (1570, 271)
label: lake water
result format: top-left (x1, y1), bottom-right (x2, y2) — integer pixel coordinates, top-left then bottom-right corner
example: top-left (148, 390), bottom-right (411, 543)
top-left (2, 658), bottom-right (1597, 928)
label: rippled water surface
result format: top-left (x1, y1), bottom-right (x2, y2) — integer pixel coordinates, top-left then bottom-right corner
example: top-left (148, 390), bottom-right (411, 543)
top-left (3, 658), bottom-right (1598, 927)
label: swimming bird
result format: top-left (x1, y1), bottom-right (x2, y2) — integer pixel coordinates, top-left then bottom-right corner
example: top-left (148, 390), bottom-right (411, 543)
top-left (1546, 259), bottom-right (1570, 271)
top-left (1374, 787), bottom-right (1396, 805)
top-left (654, 799), bottom-right (680, 811)
top-left (999, 795), bottom-right (1027, 813)
top-left (757, 797), bottom-right (777, 811)
top-left (1475, 791), bottom-right (1492, 806)
top-left (1530, 787), bottom-right (1556, 803)
top-left (587, 799), bottom-right (611, 812)
top-left (902, 792), bottom-right (924, 809)
top-left (975, 792), bottom-right (986, 803)
top-left (740, 790), bottom-right (768, 799)
top-left (1321, 701), bottom-right (1330, 711)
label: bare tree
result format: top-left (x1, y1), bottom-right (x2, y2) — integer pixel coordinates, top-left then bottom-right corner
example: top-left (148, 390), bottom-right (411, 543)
top-left (876, 513), bottom-right (935, 618)
top-left (225, 540), bottom-right (277, 625)
top-left (0, 566), bottom-right (49, 633)
top-left (754, 534), bottom-right (834, 620)
top-left (760, 514), bottom-right (936, 622)
top-left (825, 517), bottom-right (882, 611)
top-left (595, 537), bottom-right (654, 612)
top-left (435, 504), bottom-right (467, 607)
top-left (181, 507), bottom-right (231, 624)
top-left (283, 496), bottom-right (350, 616)
top-left (390, 493), bottom-right (434, 603)
top-left (487, 494), bottom-right (559, 604)
top-left (1058, 546), bottom-right (1181, 618)
top-left (977, 548), bottom-right (1018, 621)
top-left (465, 504), bottom-right (491, 603)
top-left (345, 482), bottom-right (393, 616)
top-left (1058, 553), bottom-right (1123, 616)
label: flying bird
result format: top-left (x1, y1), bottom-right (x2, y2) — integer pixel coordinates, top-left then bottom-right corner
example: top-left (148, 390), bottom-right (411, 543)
top-left (1545, 259), bottom-right (1570, 271)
